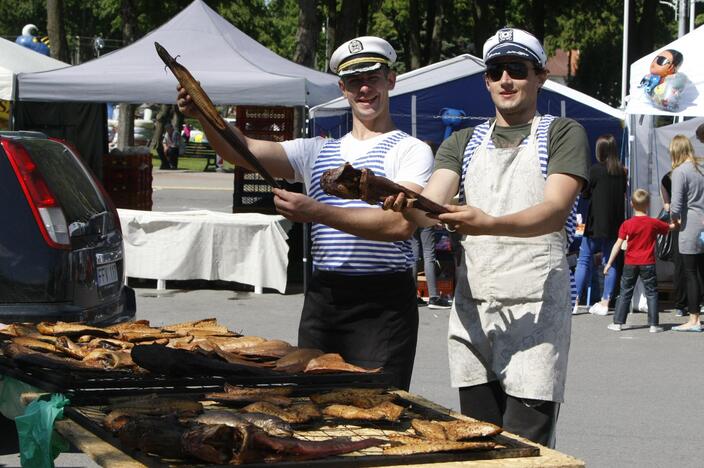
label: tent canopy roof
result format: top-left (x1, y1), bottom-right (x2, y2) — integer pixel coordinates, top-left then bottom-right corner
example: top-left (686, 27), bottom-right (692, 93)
top-left (0, 37), bottom-right (67, 100)
top-left (17, 0), bottom-right (340, 106)
top-left (310, 54), bottom-right (624, 121)
top-left (625, 25), bottom-right (704, 117)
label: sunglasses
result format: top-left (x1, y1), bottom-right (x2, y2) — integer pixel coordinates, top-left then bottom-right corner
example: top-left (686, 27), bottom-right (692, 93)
top-left (485, 62), bottom-right (538, 81)
top-left (654, 55), bottom-right (672, 66)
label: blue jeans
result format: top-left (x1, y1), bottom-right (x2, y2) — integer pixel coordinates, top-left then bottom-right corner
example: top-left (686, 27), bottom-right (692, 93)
top-left (412, 227), bottom-right (438, 297)
top-left (613, 264), bottom-right (659, 326)
top-left (574, 237), bottom-right (618, 303)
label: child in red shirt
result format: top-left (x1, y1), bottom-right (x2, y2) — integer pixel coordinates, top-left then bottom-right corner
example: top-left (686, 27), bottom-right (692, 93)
top-left (604, 189), bottom-right (672, 332)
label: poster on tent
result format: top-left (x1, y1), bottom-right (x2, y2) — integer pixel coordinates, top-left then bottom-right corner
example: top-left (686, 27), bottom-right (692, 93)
top-left (625, 26), bottom-right (704, 117)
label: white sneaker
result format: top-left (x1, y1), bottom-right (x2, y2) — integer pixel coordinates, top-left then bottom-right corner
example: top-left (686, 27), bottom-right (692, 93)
top-left (607, 323), bottom-right (623, 331)
top-left (572, 303), bottom-right (580, 315)
top-left (649, 325), bottom-right (664, 333)
top-left (589, 302), bottom-right (609, 316)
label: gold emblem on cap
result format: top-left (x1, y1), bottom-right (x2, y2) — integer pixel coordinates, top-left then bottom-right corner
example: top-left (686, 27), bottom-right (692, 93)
top-left (498, 29), bottom-right (513, 42)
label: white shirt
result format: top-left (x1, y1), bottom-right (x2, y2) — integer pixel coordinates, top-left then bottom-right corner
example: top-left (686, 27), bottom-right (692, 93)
top-left (280, 132), bottom-right (434, 192)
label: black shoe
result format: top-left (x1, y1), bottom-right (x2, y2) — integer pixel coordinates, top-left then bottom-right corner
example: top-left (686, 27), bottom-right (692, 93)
top-left (428, 296), bottom-right (452, 309)
top-left (417, 297), bottom-right (427, 307)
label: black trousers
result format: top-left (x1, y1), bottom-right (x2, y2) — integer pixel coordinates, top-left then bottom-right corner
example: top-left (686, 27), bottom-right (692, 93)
top-left (298, 270), bottom-right (419, 390)
top-left (459, 381), bottom-right (559, 448)
top-left (680, 253), bottom-right (704, 315)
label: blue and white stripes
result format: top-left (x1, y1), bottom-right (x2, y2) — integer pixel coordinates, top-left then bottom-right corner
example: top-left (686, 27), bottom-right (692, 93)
top-left (309, 131), bottom-right (415, 275)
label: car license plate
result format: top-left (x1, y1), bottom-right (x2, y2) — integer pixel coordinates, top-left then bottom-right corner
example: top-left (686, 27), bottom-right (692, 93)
top-left (97, 263), bottom-right (119, 287)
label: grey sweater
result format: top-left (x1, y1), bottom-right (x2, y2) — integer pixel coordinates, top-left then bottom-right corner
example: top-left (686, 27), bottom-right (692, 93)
top-left (671, 160), bottom-right (704, 254)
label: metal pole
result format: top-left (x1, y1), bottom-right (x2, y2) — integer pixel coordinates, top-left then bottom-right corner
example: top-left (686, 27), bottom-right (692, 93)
top-left (678, 0), bottom-right (687, 36)
top-left (621, 0), bottom-right (630, 108)
top-left (690, 0), bottom-right (696, 32)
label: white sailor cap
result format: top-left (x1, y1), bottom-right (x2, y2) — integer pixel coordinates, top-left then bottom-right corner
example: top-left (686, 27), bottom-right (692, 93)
top-left (330, 36), bottom-right (397, 77)
top-left (482, 28), bottom-right (547, 68)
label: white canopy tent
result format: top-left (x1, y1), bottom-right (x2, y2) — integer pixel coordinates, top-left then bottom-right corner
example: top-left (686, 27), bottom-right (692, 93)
top-left (625, 26), bottom-right (704, 215)
top-left (17, 0), bottom-right (340, 107)
top-left (0, 37), bottom-right (67, 101)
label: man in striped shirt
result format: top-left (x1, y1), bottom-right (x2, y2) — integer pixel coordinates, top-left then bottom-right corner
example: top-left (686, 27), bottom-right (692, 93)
top-left (177, 36), bottom-right (433, 390)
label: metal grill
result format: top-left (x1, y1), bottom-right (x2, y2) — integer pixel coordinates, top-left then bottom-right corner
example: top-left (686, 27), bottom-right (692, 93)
top-left (65, 394), bottom-right (539, 467)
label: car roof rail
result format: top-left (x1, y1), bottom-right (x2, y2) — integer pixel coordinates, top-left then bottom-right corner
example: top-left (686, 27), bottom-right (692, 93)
top-left (0, 131), bottom-right (49, 139)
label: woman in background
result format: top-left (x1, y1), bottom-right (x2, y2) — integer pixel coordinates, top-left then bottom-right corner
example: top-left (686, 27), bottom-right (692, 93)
top-left (669, 135), bottom-right (704, 331)
top-left (573, 134), bottom-right (627, 315)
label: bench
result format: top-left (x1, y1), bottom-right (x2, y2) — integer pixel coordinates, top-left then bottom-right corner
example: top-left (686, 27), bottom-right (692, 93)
top-left (183, 141), bottom-right (217, 171)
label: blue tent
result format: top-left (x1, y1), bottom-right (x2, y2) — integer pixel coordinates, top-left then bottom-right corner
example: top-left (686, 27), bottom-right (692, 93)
top-left (309, 54), bottom-right (624, 153)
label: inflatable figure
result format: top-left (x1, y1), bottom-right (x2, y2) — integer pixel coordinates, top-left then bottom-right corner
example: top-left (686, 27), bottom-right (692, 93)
top-left (639, 49), bottom-right (686, 111)
top-left (440, 107), bottom-right (466, 140)
top-left (15, 24), bottom-right (50, 56)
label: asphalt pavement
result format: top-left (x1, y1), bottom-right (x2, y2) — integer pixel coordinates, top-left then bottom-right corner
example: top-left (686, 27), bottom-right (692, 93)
top-left (2, 169), bottom-right (702, 468)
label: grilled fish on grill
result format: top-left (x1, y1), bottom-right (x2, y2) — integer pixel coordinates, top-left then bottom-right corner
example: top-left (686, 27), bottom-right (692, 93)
top-left (84, 338), bottom-right (134, 351)
top-left (242, 401), bottom-right (322, 424)
top-left (246, 430), bottom-right (385, 461)
top-left (0, 323), bottom-right (45, 339)
top-left (322, 401), bottom-right (405, 422)
top-left (211, 345), bottom-right (276, 368)
top-left (105, 320), bottom-right (151, 332)
top-left (304, 353), bottom-right (382, 374)
top-left (54, 336), bottom-right (87, 359)
top-left (194, 410), bottom-right (293, 437)
top-left (11, 337), bottom-right (57, 353)
top-left (236, 340), bottom-right (295, 360)
top-left (82, 349), bottom-right (136, 370)
top-left (410, 418), bottom-right (502, 441)
top-left (108, 394), bottom-right (203, 417)
top-left (383, 434), bottom-right (496, 455)
top-left (310, 388), bottom-right (396, 409)
top-left (205, 384), bottom-right (293, 407)
top-left (36, 322), bottom-right (116, 338)
top-left (274, 348), bottom-right (324, 374)
top-left (3, 343), bottom-right (98, 370)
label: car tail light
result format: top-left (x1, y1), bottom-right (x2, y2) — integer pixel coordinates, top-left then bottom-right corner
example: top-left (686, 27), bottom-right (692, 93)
top-left (2, 139), bottom-right (70, 249)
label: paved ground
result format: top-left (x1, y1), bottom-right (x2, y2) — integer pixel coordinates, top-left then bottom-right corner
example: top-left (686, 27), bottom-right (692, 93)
top-left (2, 170), bottom-right (702, 467)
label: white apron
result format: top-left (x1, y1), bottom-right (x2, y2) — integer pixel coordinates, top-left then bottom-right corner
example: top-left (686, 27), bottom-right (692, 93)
top-left (448, 117), bottom-right (572, 402)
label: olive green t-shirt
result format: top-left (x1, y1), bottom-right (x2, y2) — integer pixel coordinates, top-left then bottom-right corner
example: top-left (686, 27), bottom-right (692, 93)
top-left (434, 117), bottom-right (590, 187)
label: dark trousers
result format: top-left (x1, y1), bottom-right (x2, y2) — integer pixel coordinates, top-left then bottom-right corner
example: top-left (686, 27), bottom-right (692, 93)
top-left (298, 270), bottom-right (419, 390)
top-left (459, 381), bottom-right (559, 448)
top-left (613, 264), bottom-right (659, 326)
top-left (166, 147), bottom-right (179, 169)
top-left (680, 253), bottom-right (704, 315)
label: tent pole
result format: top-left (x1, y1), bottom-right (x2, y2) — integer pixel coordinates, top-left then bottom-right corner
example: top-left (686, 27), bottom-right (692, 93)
top-left (411, 94), bottom-right (417, 137)
top-left (620, 0), bottom-right (630, 108)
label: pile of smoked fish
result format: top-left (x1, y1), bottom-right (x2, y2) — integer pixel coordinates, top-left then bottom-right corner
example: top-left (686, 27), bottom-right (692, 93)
top-left (0, 319), bottom-right (380, 376)
top-left (99, 387), bottom-right (503, 464)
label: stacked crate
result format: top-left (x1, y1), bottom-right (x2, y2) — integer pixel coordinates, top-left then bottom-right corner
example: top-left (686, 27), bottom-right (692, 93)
top-left (102, 147), bottom-right (153, 211)
top-left (233, 106), bottom-right (296, 214)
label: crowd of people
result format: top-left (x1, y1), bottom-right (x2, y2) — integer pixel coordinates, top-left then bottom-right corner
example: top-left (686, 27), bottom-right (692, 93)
top-left (175, 27), bottom-right (703, 448)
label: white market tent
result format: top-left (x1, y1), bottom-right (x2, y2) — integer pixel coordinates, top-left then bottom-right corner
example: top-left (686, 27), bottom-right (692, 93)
top-left (0, 37), bottom-right (67, 101)
top-left (624, 25), bottom-right (704, 214)
top-left (310, 54), bottom-right (624, 148)
top-left (17, 0), bottom-right (340, 107)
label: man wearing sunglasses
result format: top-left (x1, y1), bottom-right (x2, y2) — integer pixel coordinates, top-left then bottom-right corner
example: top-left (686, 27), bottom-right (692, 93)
top-left (383, 27), bottom-right (589, 446)
top-left (177, 36), bottom-right (433, 391)
top-left (640, 49), bottom-right (683, 95)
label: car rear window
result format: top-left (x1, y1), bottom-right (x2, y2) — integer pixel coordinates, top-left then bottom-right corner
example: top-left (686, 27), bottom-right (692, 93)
top-left (21, 139), bottom-right (107, 224)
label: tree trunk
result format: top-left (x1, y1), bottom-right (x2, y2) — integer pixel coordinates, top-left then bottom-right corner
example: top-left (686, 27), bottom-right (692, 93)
top-left (408, 0), bottom-right (422, 70)
top-left (292, 0), bottom-right (320, 67)
top-left (325, 0), bottom-right (337, 67)
top-left (530, 0), bottom-right (545, 42)
top-left (335, 0), bottom-right (361, 46)
top-left (428, 0), bottom-right (444, 64)
top-left (472, 0), bottom-right (494, 57)
top-left (358, 0), bottom-right (369, 36)
top-left (46, 0), bottom-right (70, 63)
top-left (150, 104), bottom-right (172, 152)
top-left (116, 0), bottom-right (138, 150)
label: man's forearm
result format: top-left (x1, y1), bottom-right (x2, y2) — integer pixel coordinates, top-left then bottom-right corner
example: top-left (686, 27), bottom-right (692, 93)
top-left (317, 204), bottom-right (415, 241)
top-left (487, 200), bottom-right (573, 237)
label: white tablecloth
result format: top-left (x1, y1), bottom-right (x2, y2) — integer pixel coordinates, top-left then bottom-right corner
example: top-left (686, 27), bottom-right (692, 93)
top-left (118, 209), bottom-right (293, 293)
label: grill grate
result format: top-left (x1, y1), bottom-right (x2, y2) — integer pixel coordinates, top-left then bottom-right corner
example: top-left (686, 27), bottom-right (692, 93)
top-left (65, 393), bottom-right (539, 467)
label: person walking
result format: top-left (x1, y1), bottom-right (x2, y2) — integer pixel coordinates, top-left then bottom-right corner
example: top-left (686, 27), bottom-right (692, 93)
top-left (412, 226), bottom-right (452, 309)
top-left (669, 135), bottom-right (704, 332)
top-left (661, 170), bottom-right (690, 316)
top-left (573, 134), bottom-right (627, 316)
top-left (604, 189), bottom-right (671, 333)
top-left (384, 28), bottom-right (589, 446)
top-left (177, 36), bottom-right (434, 389)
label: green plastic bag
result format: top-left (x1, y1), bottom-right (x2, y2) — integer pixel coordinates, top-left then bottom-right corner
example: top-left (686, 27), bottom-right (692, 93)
top-left (15, 393), bottom-right (70, 468)
top-left (0, 375), bottom-right (40, 419)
